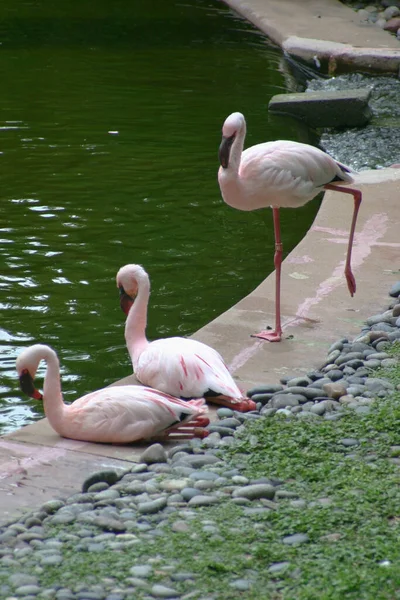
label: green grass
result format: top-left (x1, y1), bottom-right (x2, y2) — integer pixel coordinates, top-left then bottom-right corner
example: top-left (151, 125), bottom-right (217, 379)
top-left (2, 344), bottom-right (400, 599)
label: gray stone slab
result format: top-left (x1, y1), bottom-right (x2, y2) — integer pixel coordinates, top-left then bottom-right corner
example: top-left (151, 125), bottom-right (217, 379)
top-left (268, 89), bottom-right (372, 128)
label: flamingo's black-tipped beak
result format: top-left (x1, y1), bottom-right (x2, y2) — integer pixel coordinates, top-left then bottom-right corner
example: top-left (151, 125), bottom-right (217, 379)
top-left (19, 369), bottom-right (43, 400)
top-left (219, 134), bottom-right (235, 169)
top-left (119, 285), bottom-right (135, 316)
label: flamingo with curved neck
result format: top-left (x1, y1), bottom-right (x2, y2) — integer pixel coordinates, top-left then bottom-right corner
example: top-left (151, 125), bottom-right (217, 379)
top-left (116, 264), bottom-right (256, 412)
top-left (218, 112), bottom-right (362, 342)
top-left (16, 344), bottom-right (209, 444)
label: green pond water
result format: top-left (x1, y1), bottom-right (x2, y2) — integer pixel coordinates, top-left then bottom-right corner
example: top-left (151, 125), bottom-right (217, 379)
top-left (0, 0), bottom-right (321, 434)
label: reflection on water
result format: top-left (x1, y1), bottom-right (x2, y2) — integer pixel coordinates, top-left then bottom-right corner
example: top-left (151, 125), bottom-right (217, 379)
top-left (0, 0), bottom-right (320, 434)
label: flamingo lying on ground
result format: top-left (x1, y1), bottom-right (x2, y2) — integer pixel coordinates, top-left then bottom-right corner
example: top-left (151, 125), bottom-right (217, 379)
top-left (218, 112), bottom-right (362, 342)
top-left (16, 344), bottom-right (209, 444)
top-left (116, 264), bottom-right (256, 412)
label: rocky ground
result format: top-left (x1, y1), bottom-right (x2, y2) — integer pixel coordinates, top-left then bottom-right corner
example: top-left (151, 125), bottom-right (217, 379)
top-left (341, 0), bottom-right (400, 38)
top-left (1, 281), bottom-right (400, 600)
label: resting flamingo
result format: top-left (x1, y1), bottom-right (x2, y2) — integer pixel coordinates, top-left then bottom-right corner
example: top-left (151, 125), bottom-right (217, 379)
top-left (218, 112), bottom-right (362, 342)
top-left (116, 264), bottom-right (256, 412)
top-left (16, 344), bottom-right (209, 444)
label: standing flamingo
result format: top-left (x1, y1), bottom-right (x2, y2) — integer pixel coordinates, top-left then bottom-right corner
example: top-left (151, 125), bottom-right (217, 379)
top-left (16, 344), bottom-right (209, 443)
top-left (116, 264), bottom-right (256, 412)
top-left (218, 112), bottom-right (362, 342)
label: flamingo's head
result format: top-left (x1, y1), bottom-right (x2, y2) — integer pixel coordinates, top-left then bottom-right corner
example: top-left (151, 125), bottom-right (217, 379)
top-left (116, 264), bottom-right (149, 316)
top-left (16, 344), bottom-right (48, 400)
top-left (219, 112), bottom-right (245, 169)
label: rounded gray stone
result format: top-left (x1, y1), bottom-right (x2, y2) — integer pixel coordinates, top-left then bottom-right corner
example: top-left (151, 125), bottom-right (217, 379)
top-left (9, 574), bottom-right (38, 588)
top-left (216, 407), bottom-right (234, 418)
top-left (389, 281), bottom-right (400, 297)
top-left (283, 386), bottom-right (323, 400)
top-left (339, 438), bottom-right (360, 447)
top-left (140, 443), bottom-right (168, 465)
top-left (230, 579), bottom-right (251, 591)
top-left (188, 495), bottom-right (220, 507)
top-left (232, 484), bottom-right (275, 501)
top-left (269, 394), bottom-right (302, 409)
top-left (14, 585), bottom-right (42, 596)
top-left (138, 497), bottom-right (167, 514)
top-left (151, 584), bottom-right (180, 598)
top-left (129, 564), bottom-right (153, 578)
top-left (282, 533), bottom-right (309, 545)
top-left (286, 376), bottom-right (312, 387)
top-left (247, 384), bottom-right (283, 396)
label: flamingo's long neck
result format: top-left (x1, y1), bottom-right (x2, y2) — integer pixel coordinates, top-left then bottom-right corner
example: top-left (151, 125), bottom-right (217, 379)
top-left (125, 275), bottom-right (150, 365)
top-left (41, 347), bottom-right (68, 435)
top-left (219, 121), bottom-right (252, 211)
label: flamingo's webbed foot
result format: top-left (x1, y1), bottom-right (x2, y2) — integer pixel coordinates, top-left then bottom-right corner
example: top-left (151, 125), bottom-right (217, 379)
top-left (251, 330), bottom-right (282, 342)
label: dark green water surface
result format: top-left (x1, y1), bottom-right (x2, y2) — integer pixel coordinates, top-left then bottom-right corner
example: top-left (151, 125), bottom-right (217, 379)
top-left (0, 0), bottom-right (320, 433)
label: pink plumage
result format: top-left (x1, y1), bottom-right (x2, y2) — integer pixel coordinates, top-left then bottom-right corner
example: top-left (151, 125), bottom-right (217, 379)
top-left (116, 264), bottom-right (255, 412)
top-left (16, 344), bottom-right (209, 444)
top-left (218, 112), bottom-right (362, 342)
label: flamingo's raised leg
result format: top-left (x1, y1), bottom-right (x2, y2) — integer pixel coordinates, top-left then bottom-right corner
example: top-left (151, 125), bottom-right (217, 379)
top-left (324, 185), bottom-right (362, 297)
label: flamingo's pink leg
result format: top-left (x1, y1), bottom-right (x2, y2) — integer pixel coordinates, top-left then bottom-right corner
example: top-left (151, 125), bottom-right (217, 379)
top-left (324, 185), bottom-right (362, 297)
top-left (252, 207), bottom-right (283, 342)
top-left (150, 416), bottom-right (210, 441)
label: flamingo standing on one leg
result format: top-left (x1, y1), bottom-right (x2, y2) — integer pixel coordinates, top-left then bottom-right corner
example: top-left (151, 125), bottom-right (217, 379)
top-left (116, 264), bottom-right (256, 412)
top-left (16, 344), bottom-right (209, 444)
top-left (218, 112), bottom-right (362, 342)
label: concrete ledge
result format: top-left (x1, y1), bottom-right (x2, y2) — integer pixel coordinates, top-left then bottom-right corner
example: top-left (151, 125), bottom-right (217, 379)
top-left (222, 0), bottom-right (400, 73)
top-left (268, 89), bottom-right (372, 127)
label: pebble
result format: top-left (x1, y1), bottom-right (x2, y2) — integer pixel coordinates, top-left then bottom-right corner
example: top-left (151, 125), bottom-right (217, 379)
top-left (282, 533), bottom-right (309, 545)
top-left (151, 584), bottom-right (180, 598)
top-left (140, 444), bottom-right (168, 464)
top-left (232, 484), bottom-right (275, 501)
